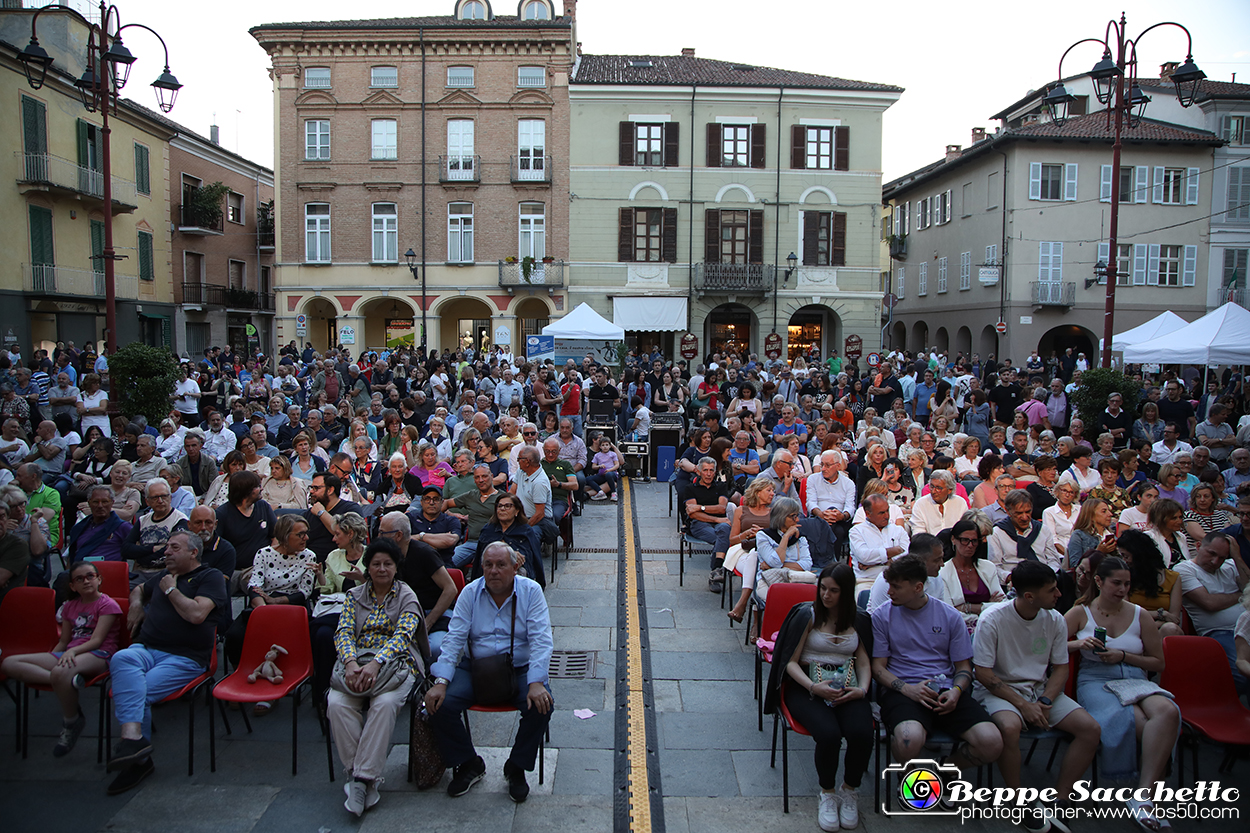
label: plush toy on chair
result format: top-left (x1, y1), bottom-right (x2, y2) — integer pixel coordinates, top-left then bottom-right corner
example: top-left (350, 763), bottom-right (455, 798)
top-left (248, 644), bottom-right (288, 684)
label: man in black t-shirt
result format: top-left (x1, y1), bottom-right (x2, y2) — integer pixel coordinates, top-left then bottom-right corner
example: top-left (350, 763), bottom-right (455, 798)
top-left (1156, 380), bottom-right (1197, 440)
top-left (587, 369), bottom-right (620, 419)
top-left (987, 370), bottom-right (1023, 425)
top-left (869, 363), bottom-right (904, 414)
top-left (408, 485), bottom-right (463, 567)
top-left (684, 457), bottom-right (731, 592)
top-left (107, 531), bottom-right (228, 793)
top-left (305, 473), bottom-right (362, 560)
top-left (380, 512), bottom-right (458, 658)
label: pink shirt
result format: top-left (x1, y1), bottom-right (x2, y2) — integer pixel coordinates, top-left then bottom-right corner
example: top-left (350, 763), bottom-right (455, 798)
top-left (57, 595), bottom-right (123, 656)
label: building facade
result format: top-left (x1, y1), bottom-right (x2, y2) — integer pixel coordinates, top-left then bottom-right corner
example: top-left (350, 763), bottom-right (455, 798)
top-left (1, 7), bottom-right (176, 354)
top-left (166, 125), bottom-right (276, 360)
top-left (883, 75), bottom-right (1222, 365)
top-left (251, 0), bottom-right (574, 357)
top-left (568, 52), bottom-right (900, 362)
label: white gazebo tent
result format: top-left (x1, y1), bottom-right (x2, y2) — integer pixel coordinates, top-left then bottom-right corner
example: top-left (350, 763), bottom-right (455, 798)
top-left (542, 303), bottom-right (625, 340)
top-left (1123, 303), bottom-right (1250, 366)
top-left (1099, 310), bottom-right (1189, 353)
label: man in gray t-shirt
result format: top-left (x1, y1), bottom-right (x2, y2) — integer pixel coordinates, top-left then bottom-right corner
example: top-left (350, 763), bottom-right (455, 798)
top-left (1176, 532), bottom-right (1249, 694)
top-left (973, 562), bottom-right (1099, 811)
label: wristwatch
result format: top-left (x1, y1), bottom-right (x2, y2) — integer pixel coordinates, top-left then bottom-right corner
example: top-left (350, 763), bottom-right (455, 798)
top-left (1037, 696), bottom-right (1052, 706)
top-left (433, 676), bottom-right (450, 687)
top-left (164, 584), bottom-right (176, 596)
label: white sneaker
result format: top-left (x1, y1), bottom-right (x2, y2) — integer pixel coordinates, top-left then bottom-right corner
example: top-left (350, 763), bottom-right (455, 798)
top-left (609, 492), bottom-right (618, 501)
top-left (818, 790), bottom-right (841, 832)
top-left (364, 777), bottom-right (383, 809)
top-left (344, 780), bottom-right (367, 817)
top-left (837, 785), bottom-right (859, 829)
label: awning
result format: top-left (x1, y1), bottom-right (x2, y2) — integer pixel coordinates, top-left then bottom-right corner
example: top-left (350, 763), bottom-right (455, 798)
top-left (612, 296), bottom-right (688, 332)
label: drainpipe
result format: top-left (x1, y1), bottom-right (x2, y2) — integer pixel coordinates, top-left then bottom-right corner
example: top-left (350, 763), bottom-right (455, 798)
top-left (687, 84), bottom-right (696, 334)
top-left (419, 28), bottom-right (428, 355)
top-left (772, 86), bottom-right (784, 338)
top-left (997, 148), bottom-right (1009, 353)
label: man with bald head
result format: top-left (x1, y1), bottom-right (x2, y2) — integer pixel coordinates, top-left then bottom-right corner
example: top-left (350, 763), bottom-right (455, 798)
top-left (757, 449), bottom-right (800, 504)
top-left (850, 493), bottom-right (909, 606)
top-left (187, 505), bottom-right (236, 578)
top-left (25, 420), bottom-right (68, 485)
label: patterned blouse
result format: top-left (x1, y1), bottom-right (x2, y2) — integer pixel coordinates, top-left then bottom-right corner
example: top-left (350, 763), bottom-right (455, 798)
top-left (247, 545), bottom-right (315, 600)
top-left (334, 582), bottom-right (422, 667)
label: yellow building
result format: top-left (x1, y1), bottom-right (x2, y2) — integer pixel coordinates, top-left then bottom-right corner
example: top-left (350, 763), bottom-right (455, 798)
top-left (1, 7), bottom-right (175, 354)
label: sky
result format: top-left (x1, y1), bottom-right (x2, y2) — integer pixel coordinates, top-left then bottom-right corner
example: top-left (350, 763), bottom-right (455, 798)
top-left (82, 0), bottom-right (1250, 180)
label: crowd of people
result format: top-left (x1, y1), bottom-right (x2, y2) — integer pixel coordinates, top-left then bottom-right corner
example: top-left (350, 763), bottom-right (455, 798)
top-left (2, 337), bottom-right (1249, 827)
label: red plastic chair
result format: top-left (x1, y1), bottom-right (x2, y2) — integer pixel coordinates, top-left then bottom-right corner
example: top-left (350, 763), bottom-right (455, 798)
top-left (1161, 635), bottom-right (1250, 782)
top-left (460, 703), bottom-right (549, 784)
top-left (211, 605), bottom-right (313, 775)
top-left (105, 640), bottom-right (219, 776)
top-left (753, 583), bottom-right (817, 731)
top-left (18, 596), bottom-right (130, 761)
top-left (770, 681), bottom-right (812, 814)
top-left (0, 587), bottom-right (58, 752)
top-left (447, 568), bottom-right (466, 594)
top-left (94, 561), bottom-right (130, 600)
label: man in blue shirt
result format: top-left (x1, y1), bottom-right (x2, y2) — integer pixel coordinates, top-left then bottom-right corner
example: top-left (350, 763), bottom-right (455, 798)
top-left (426, 542), bottom-right (553, 803)
top-left (727, 430), bottom-right (760, 492)
top-left (912, 369), bottom-right (937, 426)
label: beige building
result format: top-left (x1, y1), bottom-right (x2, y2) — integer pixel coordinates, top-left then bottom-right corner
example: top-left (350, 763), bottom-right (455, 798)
top-left (568, 52), bottom-right (901, 362)
top-left (1, 6), bottom-right (176, 353)
top-left (883, 79), bottom-right (1221, 364)
top-left (251, 0), bottom-right (574, 357)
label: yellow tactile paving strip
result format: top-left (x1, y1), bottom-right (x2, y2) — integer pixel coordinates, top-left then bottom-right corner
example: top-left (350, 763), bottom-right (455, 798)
top-left (620, 478), bottom-right (652, 833)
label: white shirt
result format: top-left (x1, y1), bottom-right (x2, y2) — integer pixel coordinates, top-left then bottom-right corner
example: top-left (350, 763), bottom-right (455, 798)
top-left (804, 471), bottom-right (855, 517)
top-left (1041, 504), bottom-right (1078, 551)
top-left (1150, 439), bottom-right (1194, 465)
top-left (174, 378), bottom-right (200, 415)
top-left (203, 426), bottom-right (238, 464)
top-left (910, 493), bottom-right (969, 536)
top-left (1057, 465), bottom-right (1100, 493)
top-left (848, 521), bottom-right (910, 587)
top-left (867, 571), bottom-right (948, 615)
top-left (987, 523), bottom-right (1062, 584)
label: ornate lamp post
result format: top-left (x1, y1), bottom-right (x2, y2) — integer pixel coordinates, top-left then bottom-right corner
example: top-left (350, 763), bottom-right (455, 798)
top-left (1043, 14), bottom-right (1203, 368)
top-left (403, 248), bottom-right (427, 353)
top-left (16, 2), bottom-right (181, 355)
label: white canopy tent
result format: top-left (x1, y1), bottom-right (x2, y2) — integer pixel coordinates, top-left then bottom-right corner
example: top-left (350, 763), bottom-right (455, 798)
top-left (1123, 303), bottom-right (1250, 365)
top-left (1099, 310), bottom-right (1189, 353)
top-left (542, 303), bottom-right (624, 340)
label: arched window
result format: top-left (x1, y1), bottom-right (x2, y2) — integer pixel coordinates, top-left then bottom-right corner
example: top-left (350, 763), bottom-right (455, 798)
top-left (460, 1), bottom-right (486, 20)
top-left (522, 1), bottom-right (549, 20)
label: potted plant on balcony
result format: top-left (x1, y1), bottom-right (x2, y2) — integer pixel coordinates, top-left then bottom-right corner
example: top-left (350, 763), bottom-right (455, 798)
top-left (541, 255), bottom-right (555, 264)
top-left (190, 181), bottom-right (230, 228)
top-left (887, 233), bottom-right (908, 260)
top-left (521, 255), bottom-right (537, 282)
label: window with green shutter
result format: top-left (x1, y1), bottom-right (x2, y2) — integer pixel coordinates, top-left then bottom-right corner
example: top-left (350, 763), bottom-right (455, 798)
top-left (90, 219), bottom-right (104, 276)
top-left (29, 205), bottom-right (54, 292)
top-left (21, 96), bottom-right (47, 181)
top-left (137, 230), bottom-right (154, 281)
top-left (134, 143), bottom-right (150, 195)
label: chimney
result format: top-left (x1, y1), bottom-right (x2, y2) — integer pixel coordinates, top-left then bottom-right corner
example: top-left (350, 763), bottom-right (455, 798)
top-left (971, 127), bottom-right (987, 145)
top-left (945, 144), bottom-right (962, 161)
top-left (1160, 61), bottom-right (1178, 81)
top-left (681, 47), bottom-right (695, 58)
top-left (210, 124), bottom-right (219, 145)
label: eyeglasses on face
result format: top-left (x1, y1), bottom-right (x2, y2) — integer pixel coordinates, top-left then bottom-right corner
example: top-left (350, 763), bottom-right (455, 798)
top-left (954, 536), bottom-right (979, 546)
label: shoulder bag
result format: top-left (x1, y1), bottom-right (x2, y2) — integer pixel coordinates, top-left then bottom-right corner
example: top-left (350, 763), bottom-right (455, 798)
top-left (467, 593), bottom-right (518, 705)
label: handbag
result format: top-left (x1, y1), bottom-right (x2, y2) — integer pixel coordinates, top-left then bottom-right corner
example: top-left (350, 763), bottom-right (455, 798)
top-left (409, 701), bottom-right (446, 789)
top-left (330, 650), bottom-right (409, 697)
top-left (1103, 678), bottom-right (1174, 706)
top-left (468, 593), bottom-right (518, 706)
top-left (312, 592), bottom-right (346, 619)
top-left (808, 660), bottom-right (857, 702)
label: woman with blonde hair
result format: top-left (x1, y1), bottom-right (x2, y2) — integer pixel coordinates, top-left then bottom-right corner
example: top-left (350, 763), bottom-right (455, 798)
top-left (1145, 498), bottom-right (1188, 567)
top-left (1064, 497), bottom-right (1118, 569)
top-left (261, 453), bottom-right (308, 510)
top-left (338, 419), bottom-right (376, 461)
top-left (725, 478), bottom-right (779, 623)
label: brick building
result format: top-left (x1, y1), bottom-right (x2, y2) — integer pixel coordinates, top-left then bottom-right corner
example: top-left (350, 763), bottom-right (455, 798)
top-left (250, 0), bottom-right (574, 356)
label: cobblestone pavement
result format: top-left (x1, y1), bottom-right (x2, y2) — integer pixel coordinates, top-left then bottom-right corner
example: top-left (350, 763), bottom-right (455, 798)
top-left (1, 480), bottom-right (1244, 832)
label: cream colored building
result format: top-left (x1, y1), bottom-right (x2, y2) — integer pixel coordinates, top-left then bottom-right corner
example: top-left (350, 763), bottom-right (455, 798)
top-left (568, 52), bottom-right (901, 362)
top-left (251, 0), bottom-right (574, 357)
top-left (1, 7), bottom-right (176, 353)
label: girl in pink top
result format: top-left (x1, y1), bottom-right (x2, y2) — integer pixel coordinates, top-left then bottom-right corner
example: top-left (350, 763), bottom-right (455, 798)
top-left (0, 561), bottom-right (122, 757)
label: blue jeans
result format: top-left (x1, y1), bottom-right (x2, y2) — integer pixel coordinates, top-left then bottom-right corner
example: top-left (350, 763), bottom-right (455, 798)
top-left (1208, 629), bottom-right (1249, 695)
top-left (565, 415), bottom-right (583, 438)
top-left (452, 541), bottom-right (478, 568)
top-left (688, 520), bottom-right (724, 568)
top-left (429, 661), bottom-right (552, 771)
top-left (109, 645), bottom-right (206, 739)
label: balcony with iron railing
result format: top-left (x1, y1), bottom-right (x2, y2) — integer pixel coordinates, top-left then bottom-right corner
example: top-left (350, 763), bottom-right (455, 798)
top-left (178, 203), bottom-right (224, 235)
top-left (15, 152), bottom-right (138, 212)
top-left (1031, 280), bottom-right (1076, 307)
top-left (23, 263), bottom-right (139, 299)
top-left (1223, 287), bottom-right (1249, 310)
top-left (181, 283), bottom-right (275, 311)
top-left (511, 154), bottom-right (552, 185)
top-left (439, 154), bottom-right (480, 184)
top-left (257, 222), bottom-right (275, 251)
top-left (497, 260), bottom-right (565, 291)
top-left (694, 262), bottom-right (774, 295)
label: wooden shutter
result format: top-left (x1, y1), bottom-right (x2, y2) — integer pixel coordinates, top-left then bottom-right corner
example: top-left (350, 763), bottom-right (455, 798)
top-left (831, 211), bottom-right (846, 266)
top-left (1146, 243), bottom-right (1161, 285)
top-left (1100, 165), bottom-right (1112, 202)
top-left (1098, 242), bottom-right (1110, 284)
top-left (1222, 115), bottom-right (1233, 143)
top-left (90, 220), bottom-right (104, 273)
top-left (618, 207), bottom-right (634, 262)
top-left (661, 207), bottom-right (678, 262)
top-left (1133, 244), bottom-right (1148, 285)
top-left (1185, 167), bottom-right (1200, 205)
top-left (663, 122), bottom-right (679, 167)
top-left (77, 119), bottom-right (90, 169)
top-left (801, 211), bottom-right (819, 265)
top-left (1152, 166), bottom-right (1165, 203)
top-left (28, 205), bottom-right (53, 265)
top-left (21, 96), bottom-right (46, 156)
top-left (943, 190), bottom-right (952, 223)
top-left (138, 230), bottom-right (154, 280)
top-left (704, 209), bottom-right (720, 262)
top-left (834, 125), bottom-right (849, 171)
top-left (1038, 242), bottom-right (1051, 281)
top-left (1028, 162), bottom-right (1042, 200)
top-left (706, 123), bottom-right (721, 167)
top-left (134, 144), bottom-right (150, 195)
top-left (1064, 163), bottom-right (1078, 201)
top-left (749, 124), bottom-right (766, 169)
top-left (748, 209), bottom-right (764, 262)
top-left (618, 121), bottom-right (634, 166)
top-left (1134, 166), bottom-right (1149, 203)
top-left (791, 125), bottom-right (806, 170)
top-left (1182, 245), bottom-right (1197, 287)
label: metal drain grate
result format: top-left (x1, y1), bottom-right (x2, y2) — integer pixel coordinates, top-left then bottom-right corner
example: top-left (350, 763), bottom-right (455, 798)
top-left (549, 650), bottom-right (596, 679)
top-left (565, 547), bottom-right (674, 555)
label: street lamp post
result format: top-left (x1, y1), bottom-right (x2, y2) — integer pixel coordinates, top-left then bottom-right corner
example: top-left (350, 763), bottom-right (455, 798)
top-left (772, 251), bottom-right (798, 334)
top-left (16, 2), bottom-right (181, 356)
top-left (1043, 13), bottom-right (1203, 368)
top-left (403, 248), bottom-right (427, 353)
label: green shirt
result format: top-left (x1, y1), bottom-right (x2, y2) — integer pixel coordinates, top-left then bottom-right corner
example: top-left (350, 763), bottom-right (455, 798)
top-left (825, 357), bottom-right (842, 376)
top-left (444, 473), bottom-right (476, 508)
top-left (542, 459), bottom-right (576, 493)
top-left (27, 483), bottom-right (61, 547)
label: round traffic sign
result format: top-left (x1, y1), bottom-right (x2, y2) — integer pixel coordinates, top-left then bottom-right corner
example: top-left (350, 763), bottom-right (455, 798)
top-left (867, 352), bottom-right (881, 367)
top-left (995, 321), bottom-right (1008, 335)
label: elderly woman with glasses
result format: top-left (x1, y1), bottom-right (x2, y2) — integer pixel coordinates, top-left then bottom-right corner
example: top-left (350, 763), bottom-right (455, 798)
top-left (467, 494), bottom-right (542, 584)
top-left (224, 514), bottom-right (317, 714)
top-left (754, 497), bottom-right (815, 601)
top-left (938, 514), bottom-right (1005, 628)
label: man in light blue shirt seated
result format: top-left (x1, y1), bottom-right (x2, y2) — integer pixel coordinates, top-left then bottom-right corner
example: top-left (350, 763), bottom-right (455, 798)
top-left (866, 533), bottom-right (949, 614)
top-left (426, 541), bottom-right (553, 803)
